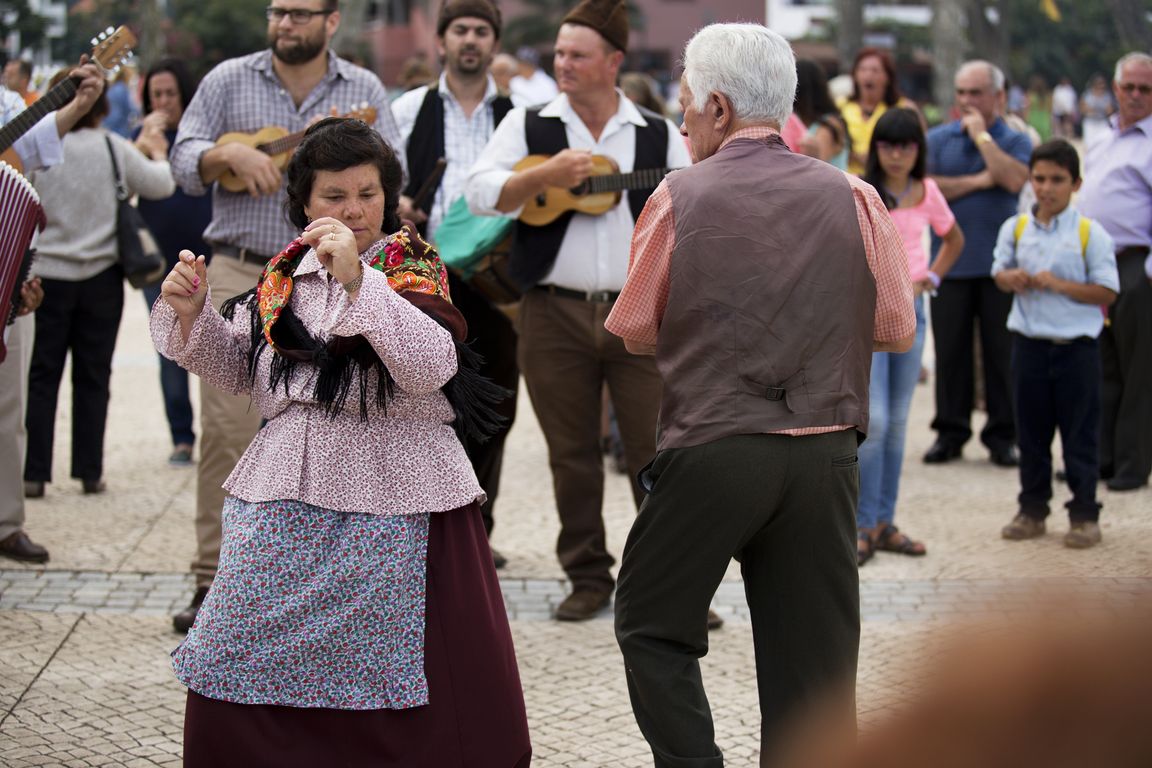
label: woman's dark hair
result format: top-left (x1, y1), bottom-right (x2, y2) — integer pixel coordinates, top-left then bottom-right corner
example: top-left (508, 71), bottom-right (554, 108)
top-left (863, 107), bottom-right (927, 210)
top-left (794, 58), bottom-right (841, 127)
top-left (850, 47), bottom-right (901, 107)
top-left (284, 117), bottom-right (402, 236)
top-left (141, 58), bottom-right (198, 114)
top-left (48, 68), bottom-right (108, 130)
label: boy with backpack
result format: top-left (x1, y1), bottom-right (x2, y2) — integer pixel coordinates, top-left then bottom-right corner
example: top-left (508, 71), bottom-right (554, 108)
top-left (992, 139), bottom-right (1120, 548)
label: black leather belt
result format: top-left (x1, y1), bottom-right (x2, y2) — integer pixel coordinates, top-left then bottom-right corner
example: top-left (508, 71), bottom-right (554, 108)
top-left (1117, 245), bottom-right (1150, 259)
top-left (210, 243), bottom-right (272, 264)
top-left (536, 284), bottom-right (620, 303)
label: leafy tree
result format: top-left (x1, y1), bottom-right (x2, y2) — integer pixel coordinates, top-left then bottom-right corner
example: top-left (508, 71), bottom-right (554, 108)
top-left (0, 0), bottom-right (48, 56)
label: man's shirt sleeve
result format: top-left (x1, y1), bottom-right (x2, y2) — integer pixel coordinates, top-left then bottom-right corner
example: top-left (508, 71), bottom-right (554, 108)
top-left (848, 175), bottom-right (916, 344)
top-left (604, 180), bottom-right (675, 346)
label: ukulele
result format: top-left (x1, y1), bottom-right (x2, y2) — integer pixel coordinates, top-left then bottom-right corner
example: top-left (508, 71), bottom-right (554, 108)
top-left (0, 26), bottom-right (137, 174)
top-left (215, 105), bottom-right (377, 193)
top-left (513, 153), bottom-right (675, 226)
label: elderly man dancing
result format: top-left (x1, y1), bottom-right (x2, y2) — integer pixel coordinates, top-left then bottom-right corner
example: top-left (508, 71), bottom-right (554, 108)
top-left (607, 24), bottom-right (915, 767)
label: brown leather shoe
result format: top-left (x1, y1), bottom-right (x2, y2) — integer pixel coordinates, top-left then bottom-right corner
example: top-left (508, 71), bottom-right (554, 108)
top-left (1002, 513), bottom-right (1046, 540)
top-left (0, 530), bottom-right (49, 563)
top-left (555, 588), bottom-right (611, 621)
top-left (707, 608), bottom-right (724, 631)
top-left (173, 586), bottom-right (210, 633)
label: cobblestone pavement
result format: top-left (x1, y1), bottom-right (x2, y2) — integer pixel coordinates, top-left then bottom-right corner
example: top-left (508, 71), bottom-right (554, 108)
top-left (2, 290), bottom-right (1150, 766)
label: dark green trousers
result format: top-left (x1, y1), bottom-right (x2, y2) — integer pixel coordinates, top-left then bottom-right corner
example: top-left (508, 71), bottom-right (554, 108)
top-left (615, 431), bottom-right (861, 767)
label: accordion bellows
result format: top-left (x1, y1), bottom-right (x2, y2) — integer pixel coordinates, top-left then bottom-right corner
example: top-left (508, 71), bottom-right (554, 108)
top-left (0, 160), bottom-right (46, 363)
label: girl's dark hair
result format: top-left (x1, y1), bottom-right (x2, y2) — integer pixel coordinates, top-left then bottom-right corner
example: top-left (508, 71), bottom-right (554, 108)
top-left (850, 47), bottom-right (901, 107)
top-left (794, 58), bottom-right (840, 127)
top-left (141, 58), bottom-right (198, 114)
top-left (863, 107), bottom-right (927, 210)
top-left (48, 68), bottom-right (108, 130)
top-left (284, 117), bottom-right (402, 235)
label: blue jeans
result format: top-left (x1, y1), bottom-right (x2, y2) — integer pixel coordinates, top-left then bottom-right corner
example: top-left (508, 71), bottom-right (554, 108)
top-left (143, 283), bottom-right (195, 447)
top-left (857, 296), bottom-right (926, 531)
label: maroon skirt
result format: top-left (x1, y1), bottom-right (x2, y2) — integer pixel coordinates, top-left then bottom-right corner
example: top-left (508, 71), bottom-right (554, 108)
top-left (183, 502), bottom-right (531, 768)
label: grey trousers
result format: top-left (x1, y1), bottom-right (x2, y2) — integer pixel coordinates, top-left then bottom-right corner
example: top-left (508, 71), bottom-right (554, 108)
top-left (0, 315), bottom-right (34, 539)
top-left (192, 254), bottom-right (264, 589)
top-left (616, 430), bottom-right (861, 767)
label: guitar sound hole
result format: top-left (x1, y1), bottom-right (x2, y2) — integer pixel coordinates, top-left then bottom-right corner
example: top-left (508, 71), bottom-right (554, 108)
top-left (534, 193), bottom-right (547, 207)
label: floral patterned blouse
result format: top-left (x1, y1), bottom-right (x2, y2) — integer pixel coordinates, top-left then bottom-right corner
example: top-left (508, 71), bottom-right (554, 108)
top-left (150, 236), bottom-right (484, 516)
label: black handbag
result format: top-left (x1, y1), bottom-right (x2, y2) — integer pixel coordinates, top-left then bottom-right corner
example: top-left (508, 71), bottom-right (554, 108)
top-left (105, 135), bottom-right (165, 288)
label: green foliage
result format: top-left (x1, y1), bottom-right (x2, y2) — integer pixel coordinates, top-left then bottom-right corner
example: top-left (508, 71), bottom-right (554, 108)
top-left (167, 0), bottom-right (267, 78)
top-left (1000, 0), bottom-right (1129, 88)
top-left (0, 0), bottom-right (48, 53)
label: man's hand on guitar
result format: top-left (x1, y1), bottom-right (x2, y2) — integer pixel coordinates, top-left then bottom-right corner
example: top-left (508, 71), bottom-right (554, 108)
top-left (54, 56), bottom-right (106, 136)
top-left (541, 149), bottom-right (595, 189)
top-left (213, 142), bottom-right (282, 198)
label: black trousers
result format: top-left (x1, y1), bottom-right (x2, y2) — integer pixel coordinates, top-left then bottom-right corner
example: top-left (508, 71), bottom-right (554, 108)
top-left (24, 266), bottom-right (124, 483)
top-left (929, 276), bottom-right (1016, 451)
top-left (1100, 247), bottom-right (1152, 486)
top-left (1013, 335), bottom-right (1101, 522)
top-left (615, 431), bottom-right (860, 768)
top-left (447, 273), bottom-right (519, 536)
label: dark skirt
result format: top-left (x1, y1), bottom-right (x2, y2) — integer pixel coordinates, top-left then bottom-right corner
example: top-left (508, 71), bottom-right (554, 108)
top-left (183, 502), bottom-right (531, 768)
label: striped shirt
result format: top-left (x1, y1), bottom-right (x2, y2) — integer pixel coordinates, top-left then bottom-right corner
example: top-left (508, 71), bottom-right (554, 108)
top-left (391, 74), bottom-right (503, 239)
top-left (605, 126), bottom-right (915, 437)
top-left (170, 50), bottom-right (402, 258)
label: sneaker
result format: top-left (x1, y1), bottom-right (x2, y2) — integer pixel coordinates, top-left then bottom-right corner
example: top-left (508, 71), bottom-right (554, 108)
top-left (168, 445), bottom-right (194, 466)
top-left (1064, 521), bottom-right (1102, 549)
top-left (1001, 513), bottom-right (1046, 540)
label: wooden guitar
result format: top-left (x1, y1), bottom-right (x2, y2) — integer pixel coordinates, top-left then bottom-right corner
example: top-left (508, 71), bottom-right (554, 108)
top-left (513, 153), bottom-right (675, 226)
top-left (0, 26), bottom-right (137, 174)
top-left (215, 105), bottom-right (377, 193)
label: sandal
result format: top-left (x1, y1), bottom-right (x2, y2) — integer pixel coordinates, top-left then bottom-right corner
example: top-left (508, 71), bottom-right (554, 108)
top-left (874, 524), bottom-right (927, 557)
top-left (857, 530), bottom-right (874, 567)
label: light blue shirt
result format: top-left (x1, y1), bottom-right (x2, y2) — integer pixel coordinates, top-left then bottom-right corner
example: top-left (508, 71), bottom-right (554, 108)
top-left (991, 206), bottom-right (1119, 340)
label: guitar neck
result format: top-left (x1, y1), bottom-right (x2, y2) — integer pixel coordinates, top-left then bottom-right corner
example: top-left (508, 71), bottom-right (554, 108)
top-left (586, 166), bottom-right (671, 195)
top-left (258, 128), bottom-right (307, 157)
top-left (0, 77), bottom-right (78, 154)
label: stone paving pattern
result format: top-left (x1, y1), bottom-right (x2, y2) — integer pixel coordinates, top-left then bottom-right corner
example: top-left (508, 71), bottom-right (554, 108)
top-left (1, 291), bottom-right (1149, 766)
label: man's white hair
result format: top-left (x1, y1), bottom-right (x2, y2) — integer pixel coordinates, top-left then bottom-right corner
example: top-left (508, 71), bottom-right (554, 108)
top-left (681, 23), bottom-right (796, 127)
top-left (957, 60), bottom-right (1005, 93)
top-left (1116, 52), bottom-right (1152, 82)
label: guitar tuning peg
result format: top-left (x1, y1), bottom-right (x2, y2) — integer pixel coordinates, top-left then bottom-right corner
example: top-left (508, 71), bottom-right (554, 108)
top-left (106, 26), bottom-right (114, 36)
top-left (90, 36), bottom-right (98, 45)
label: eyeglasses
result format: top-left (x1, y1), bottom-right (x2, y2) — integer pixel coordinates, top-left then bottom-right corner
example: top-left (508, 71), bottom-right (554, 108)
top-left (1118, 82), bottom-right (1152, 95)
top-left (955, 88), bottom-right (985, 97)
top-left (877, 140), bottom-right (918, 153)
top-left (266, 6), bottom-right (332, 24)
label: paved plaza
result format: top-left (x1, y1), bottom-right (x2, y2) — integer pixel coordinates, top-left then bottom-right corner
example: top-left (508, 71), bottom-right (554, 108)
top-left (2, 291), bottom-right (1150, 766)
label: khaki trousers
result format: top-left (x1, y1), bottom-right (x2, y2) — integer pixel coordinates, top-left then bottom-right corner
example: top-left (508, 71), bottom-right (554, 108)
top-left (517, 289), bottom-right (662, 593)
top-left (0, 315), bottom-right (34, 540)
top-left (192, 254), bottom-right (263, 588)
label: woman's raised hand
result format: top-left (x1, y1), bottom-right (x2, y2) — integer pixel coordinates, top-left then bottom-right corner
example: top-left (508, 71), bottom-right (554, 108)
top-left (301, 217), bottom-right (362, 288)
top-left (161, 250), bottom-right (208, 320)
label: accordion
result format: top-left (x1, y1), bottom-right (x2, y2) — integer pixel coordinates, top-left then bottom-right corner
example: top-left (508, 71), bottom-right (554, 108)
top-left (0, 160), bottom-right (46, 364)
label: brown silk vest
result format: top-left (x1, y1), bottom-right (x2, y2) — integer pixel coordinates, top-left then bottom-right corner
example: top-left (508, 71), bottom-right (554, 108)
top-left (657, 134), bottom-right (875, 451)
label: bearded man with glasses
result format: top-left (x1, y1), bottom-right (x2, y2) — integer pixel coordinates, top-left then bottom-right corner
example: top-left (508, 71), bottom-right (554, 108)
top-left (1078, 52), bottom-right (1152, 493)
top-left (167, 0), bottom-right (403, 634)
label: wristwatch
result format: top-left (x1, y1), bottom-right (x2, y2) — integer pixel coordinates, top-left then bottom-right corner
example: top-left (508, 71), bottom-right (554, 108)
top-left (975, 131), bottom-right (993, 147)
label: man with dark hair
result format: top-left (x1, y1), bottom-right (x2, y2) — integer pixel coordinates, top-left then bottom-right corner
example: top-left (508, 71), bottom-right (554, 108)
top-left (3, 58), bottom-right (36, 105)
top-left (392, 0), bottom-right (518, 568)
top-left (467, 0), bottom-right (691, 622)
top-left (167, 0), bottom-right (402, 632)
top-left (1078, 52), bottom-right (1152, 493)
